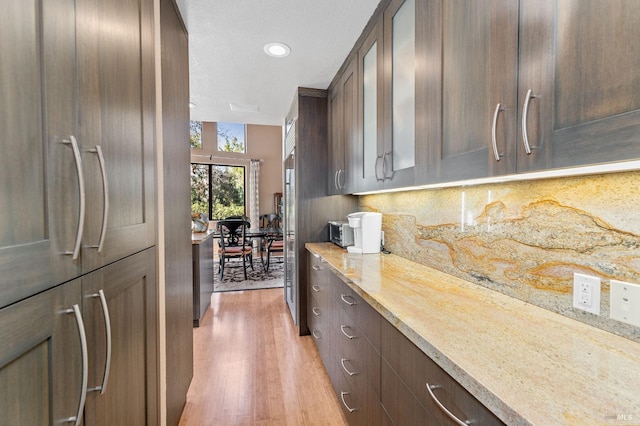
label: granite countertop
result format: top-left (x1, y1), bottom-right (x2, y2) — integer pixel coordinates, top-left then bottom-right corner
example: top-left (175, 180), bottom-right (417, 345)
top-left (191, 229), bottom-right (215, 245)
top-left (306, 242), bottom-right (640, 426)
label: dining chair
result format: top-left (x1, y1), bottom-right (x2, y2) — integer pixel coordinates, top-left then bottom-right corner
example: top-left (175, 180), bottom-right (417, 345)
top-left (217, 219), bottom-right (253, 280)
top-left (259, 213), bottom-right (283, 272)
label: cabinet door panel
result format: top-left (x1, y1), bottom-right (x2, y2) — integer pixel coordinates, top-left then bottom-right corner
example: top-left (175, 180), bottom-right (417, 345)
top-left (77, 0), bottom-right (156, 273)
top-left (518, 0), bottom-right (640, 171)
top-left (357, 19), bottom-right (385, 193)
top-left (83, 248), bottom-right (158, 426)
top-left (0, 0), bottom-right (79, 307)
top-left (0, 280), bottom-right (83, 425)
top-left (426, 0), bottom-right (519, 183)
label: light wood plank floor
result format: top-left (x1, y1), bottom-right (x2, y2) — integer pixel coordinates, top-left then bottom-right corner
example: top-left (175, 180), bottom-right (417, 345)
top-left (178, 288), bottom-right (348, 426)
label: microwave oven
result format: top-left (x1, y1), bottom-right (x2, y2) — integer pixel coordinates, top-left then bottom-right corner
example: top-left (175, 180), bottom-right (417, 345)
top-left (328, 220), bottom-right (354, 248)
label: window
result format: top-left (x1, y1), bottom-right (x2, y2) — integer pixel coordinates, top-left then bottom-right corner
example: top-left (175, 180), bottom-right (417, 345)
top-left (217, 122), bottom-right (246, 153)
top-left (190, 121), bottom-right (202, 149)
top-left (191, 163), bottom-right (245, 220)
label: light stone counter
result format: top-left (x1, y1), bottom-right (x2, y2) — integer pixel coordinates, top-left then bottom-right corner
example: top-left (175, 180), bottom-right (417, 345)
top-left (306, 242), bottom-right (640, 426)
top-left (191, 229), bottom-right (215, 245)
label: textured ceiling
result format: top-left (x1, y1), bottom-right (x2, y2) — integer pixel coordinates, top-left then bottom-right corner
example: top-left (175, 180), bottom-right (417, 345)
top-left (175, 0), bottom-right (381, 126)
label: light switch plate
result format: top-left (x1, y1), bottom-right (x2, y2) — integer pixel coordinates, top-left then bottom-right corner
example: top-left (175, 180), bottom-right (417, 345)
top-left (610, 280), bottom-right (640, 327)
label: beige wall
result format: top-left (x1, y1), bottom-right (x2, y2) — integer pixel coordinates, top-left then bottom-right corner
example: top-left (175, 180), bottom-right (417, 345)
top-left (190, 122), bottom-right (283, 219)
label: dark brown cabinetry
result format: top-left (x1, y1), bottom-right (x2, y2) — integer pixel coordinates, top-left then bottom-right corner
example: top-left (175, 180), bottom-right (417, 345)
top-left (284, 89), bottom-right (356, 334)
top-left (332, 0), bottom-right (640, 192)
top-left (1, 0), bottom-right (158, 423)
top-left (516, 0), bottom-right (640, 172)
top-left (307, 249), bottom-right (503, 425)
top-left (354, 0), bottom-right (430, 193)
top-left (381, 319), bottom-right (503, 426)
top-left (0, 280), bottom-right (84, 425)
top-left (82, 249), bottom-right (158, 426)
top-left (0, 0), bottom-right (80, 309)
top-left (0, 249), bottom-right (157, 426)
top-left (426, 0), bottom-right (640, 183)
top-left (425, 0), bottom-right (519, 183)
top-left (76, 0), bottom-right (156, 273)
top-left (328, 59), bottom-right (358, 195)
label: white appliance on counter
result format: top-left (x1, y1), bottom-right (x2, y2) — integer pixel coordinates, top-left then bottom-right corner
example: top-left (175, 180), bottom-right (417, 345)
top-left (346, 212), bottom-right (382, 254)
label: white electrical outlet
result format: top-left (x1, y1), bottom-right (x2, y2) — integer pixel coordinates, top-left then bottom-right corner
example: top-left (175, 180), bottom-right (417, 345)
top-left (573, 273), bottom-right (601, 315)
top-left (610, 280), bottom-right (640, 327)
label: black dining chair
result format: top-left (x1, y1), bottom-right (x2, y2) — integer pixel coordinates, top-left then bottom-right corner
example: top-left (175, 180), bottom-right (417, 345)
top-left (217, 219), bottom-right (253, 280)
top-left (259, 214), bottom-right (283, 271)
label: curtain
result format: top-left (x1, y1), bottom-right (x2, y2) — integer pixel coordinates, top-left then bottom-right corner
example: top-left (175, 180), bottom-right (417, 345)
top-left (249, 159), bottom-right (260, 234)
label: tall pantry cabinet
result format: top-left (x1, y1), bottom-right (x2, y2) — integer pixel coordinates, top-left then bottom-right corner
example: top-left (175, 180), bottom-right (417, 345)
top-left (0, 0), bottom-right (158, 423)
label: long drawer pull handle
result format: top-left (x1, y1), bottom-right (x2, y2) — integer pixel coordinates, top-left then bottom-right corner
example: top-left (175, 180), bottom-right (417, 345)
top-left (341, 358), bottom-right (357, 376)
top-left (89, 146), bottom-right (109, 252)
top-left (312, 307), bottom-right (321, 316)
top-left (312, 265), bottom-right (322, 271)
top-left (340, 391), bottom-right (356, 413)
top-left (340, 325), bottom-right (356, 340)
top-left (62, 136), bottom-right (86, 260)
top-left (340, 294), bottom-right (356, 306)
top-left (312, 285), bottom-right (321, 292)
top-left (521, 89), bottom-right (538, 155)
top-left (334, 170), bottom-right (339, 191)
top-left (426, 383), bottom-right (472, 426)
top-left (312, 330), bottom-right (322, 339)
top-left (88, 290), bottom-right (112, 394)
top-left (491, 103), bottom-right (504, 161)
top-left (63, 305), bottom-right (88, 426)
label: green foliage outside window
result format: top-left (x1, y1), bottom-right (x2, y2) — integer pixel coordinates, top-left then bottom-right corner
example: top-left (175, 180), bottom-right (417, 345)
top-left (190, 121), bottom-right (202, 148)
top-left (191, 164), bottom-right (245, 220)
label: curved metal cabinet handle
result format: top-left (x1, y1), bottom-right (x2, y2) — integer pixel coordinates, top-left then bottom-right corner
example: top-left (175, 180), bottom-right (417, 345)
top-left (340, 325), bottom-right (356, 340)
top-left (491, 103), bottom-right (504, 161)
top-left (88, 289), bottom-right (112, 395)
top-left (426, 383), bottom-right (472, 426)
top-left (312, 307), bottom-right (321, 316)
top-left (312, 285), bottom-right (321, 292)
top-left (312, 330), bottom-right (322, 339)
top-left (62, 136), bottom-right (86, 260)
top-left (312, 265), bottom-right (322, 271)
top-left (89, 146), bottom-right (109, 252)
top-left (340, 294), bottom-right (356, 306)
top-left (340, 391), bottom-right (356, 413)
top-left (382, 151), bottom-right (394, 180)
top-left (63, 304), bottom-right (88, 426)
top-left (340, 358), bottom-right (357, 376)
top-left (521, 89), bottom-right (538, 155)
top-left (334, 170), bottom-right (339, 191)
top-left (374, 155), bottom-right (384, 181)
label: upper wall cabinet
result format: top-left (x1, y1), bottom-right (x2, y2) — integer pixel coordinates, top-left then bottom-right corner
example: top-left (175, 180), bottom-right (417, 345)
top-left (328, 58), bottom-right (358, 195)
top-left (516, 0), bottom-right (640, 172)
top-left (426, 0), bottom-right (640, 183)
top-left (356, 0), bottom-right (431, 192)
top-left (424, 0), bottom-right (519, 183)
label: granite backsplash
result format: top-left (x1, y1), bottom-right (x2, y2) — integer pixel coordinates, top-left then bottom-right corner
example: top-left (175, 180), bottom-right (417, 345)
top-left (359, 171), bottom-right (640, 343)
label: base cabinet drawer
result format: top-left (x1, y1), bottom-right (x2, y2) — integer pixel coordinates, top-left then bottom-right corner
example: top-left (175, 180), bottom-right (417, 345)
top-left (382, 359), bottom-right (439, 425)
top-left (381, 319), bottom-right (504, 426)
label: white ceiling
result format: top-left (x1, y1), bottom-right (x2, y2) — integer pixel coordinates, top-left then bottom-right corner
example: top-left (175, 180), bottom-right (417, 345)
top-left (175, 0), bottom-right (381, 126)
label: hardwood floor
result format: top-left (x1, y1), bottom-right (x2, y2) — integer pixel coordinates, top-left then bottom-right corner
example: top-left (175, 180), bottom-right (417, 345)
top-left (178, 288), bottom-right (348, 426)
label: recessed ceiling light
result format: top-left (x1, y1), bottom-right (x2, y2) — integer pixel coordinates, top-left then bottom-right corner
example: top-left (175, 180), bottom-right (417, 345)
top-left (264, 42), bottom-right (291, 58)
